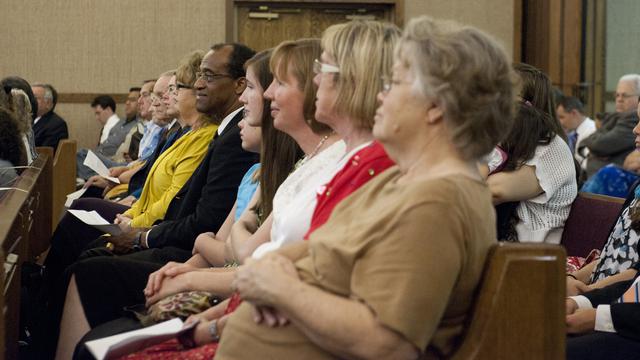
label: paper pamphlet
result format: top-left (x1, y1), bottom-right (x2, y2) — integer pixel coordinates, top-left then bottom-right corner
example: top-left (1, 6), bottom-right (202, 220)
top-left (65, 187), bottom-right (87, 207)
top-left (83, 150), bottom-right (121, 184)
top-left (85, 318), bottom-right (197, 360)
top-left (67, 209), bottom-right (123, 235)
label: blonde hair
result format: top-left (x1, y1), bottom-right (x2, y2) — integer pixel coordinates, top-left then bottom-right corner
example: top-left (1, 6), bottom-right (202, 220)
top-left (321, 21), bottom-right (400, 130)
top-left (398, 16), bottom-right (518, 160)
top-left (270, 38), bottom-right (331, 135)
top-left (176, 50), bottom-right (204, 87)
top-left (9, 89), bottom-right (33, 135)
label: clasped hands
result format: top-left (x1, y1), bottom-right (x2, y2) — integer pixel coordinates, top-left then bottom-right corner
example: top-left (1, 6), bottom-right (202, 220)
top-left (232, 253), bottom-right (299, 327)
top-left (565, 298), bottom-right (596, 335)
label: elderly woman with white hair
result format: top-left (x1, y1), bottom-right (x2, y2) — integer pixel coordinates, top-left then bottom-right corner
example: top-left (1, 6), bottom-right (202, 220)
top-left (216, 16), bottom-right (517, 360)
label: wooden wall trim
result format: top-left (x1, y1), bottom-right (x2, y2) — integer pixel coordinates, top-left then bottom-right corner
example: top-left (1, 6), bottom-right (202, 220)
top-left (513, 0), bottom-right (522, 62)
top-left (234, 0), bottom-right (397, 3)
top-left (57, 93), bottom-right (128, 104)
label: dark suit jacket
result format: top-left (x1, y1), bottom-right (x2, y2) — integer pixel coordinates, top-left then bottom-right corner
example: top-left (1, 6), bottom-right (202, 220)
top-left (33, 111), bottom-right (68, 150)
top-left (581, 110), bottom-right (639, 178)
top-left (146, 111), bottom-right (258, 250)
top-left (584, 265), bottom-right (640, 340)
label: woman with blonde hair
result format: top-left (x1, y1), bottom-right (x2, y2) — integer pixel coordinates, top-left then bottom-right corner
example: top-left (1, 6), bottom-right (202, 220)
top-left (217, 15), bottom-right (517, 359)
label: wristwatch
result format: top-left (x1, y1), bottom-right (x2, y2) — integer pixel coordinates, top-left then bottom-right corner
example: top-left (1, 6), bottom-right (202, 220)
top-left (208, 319), bottom-right (221, 342)
top-left (132, 232), bottom-right (143, 251)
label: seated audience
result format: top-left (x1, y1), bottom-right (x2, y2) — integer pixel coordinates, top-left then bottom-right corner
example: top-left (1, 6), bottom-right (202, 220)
top-left (581, 74), bottom-right (640, 178)
top-left (108, 21), bottom-right (399, 358)
top-left (488, 64), bottom-right (577, 243)
top-left (76, 93), bottom-right (139, 180)
top-left (215, 15), bottom-right (516, 359)
top-left (38, 43), bottom-right (258, 359)
top-left (31, 82), bottom-right (69, 150)
top-left (566, 264), bottom-right (640, 360)
top-left (44, 50), bottom-right (214, 289)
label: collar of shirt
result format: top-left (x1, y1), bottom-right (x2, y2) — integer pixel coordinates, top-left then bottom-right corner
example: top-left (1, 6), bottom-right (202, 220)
top-left (33, 116), bottom-right (41, 125)
top-left (218, 107), bottom-right (243, 135)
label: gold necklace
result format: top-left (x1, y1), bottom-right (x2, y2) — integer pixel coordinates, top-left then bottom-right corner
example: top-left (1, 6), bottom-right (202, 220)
top-left (295, 132), bottom-right (334, 169)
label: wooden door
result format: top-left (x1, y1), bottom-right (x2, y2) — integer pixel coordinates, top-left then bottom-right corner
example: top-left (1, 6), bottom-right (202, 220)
top-left (232, 1), bottom-right (398, 52)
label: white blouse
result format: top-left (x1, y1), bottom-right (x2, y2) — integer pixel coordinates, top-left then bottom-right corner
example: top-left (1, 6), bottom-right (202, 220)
top-left (515, 135), bottom-right (577, 243)
top-left (252, 140), bottom-right (347, 258)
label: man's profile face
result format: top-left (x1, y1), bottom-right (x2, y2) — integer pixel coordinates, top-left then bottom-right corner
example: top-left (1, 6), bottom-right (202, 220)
top-left (615, 80), bottom-right (639, 113)
top-left (93, 105), bottom-right (110, 125)
top-left (194, 47), bottom-right (238, 117)
top-left (138, 81), bottom-right (155, 120)
top-left (32, 86), bottom-right (51, 117)
top-left (125, 90), bottom-right (140, 119)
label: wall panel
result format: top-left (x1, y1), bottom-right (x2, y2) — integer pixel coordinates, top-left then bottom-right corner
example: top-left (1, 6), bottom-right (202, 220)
top-left (1, 0), bottom-right (515, 149)
top-left (403, 0), bottom-right (515, 59)
top-left (0, 0), bottom-right (226, 148)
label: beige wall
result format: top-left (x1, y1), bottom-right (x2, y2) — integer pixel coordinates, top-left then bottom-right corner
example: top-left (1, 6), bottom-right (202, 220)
top-left (0, 0), bottom-right (227, 148)
top-left (403, 0), bottom-right (515, 59)
top-left (0, 0), bottom-right (515, 149)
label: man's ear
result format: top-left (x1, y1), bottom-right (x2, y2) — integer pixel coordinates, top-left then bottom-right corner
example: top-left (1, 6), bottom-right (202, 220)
top-left (235, 77), bottom-right (247, 95)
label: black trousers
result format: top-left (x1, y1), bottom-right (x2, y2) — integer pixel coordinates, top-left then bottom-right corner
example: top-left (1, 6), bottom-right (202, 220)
top-left (567, 332), bottom-right (640, 360)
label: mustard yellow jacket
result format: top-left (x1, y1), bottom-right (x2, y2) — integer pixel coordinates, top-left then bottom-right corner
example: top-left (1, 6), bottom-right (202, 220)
top-left (124, 123), bottom-right (218, 227)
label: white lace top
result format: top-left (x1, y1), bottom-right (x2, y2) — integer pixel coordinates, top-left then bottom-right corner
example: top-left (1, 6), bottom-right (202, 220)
top-left (252, 140), bottom-right (347, 259)
top-left (515, 135), bottom-right (577, 243)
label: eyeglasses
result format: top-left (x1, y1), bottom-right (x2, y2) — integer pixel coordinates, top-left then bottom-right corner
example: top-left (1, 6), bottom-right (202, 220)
top-left (196, 71), bottom-right (233, 83)
top-left (176, 83), bottom-right (192, 90)
top-left (313, 59), bottom-right (340, 74)
top-left (615, 92), bottom-right (639, 99)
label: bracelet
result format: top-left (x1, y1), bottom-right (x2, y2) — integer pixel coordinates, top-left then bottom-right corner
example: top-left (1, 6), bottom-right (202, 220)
top-left (566, 273), bottom-right (577, 280)
top-left (208, 319), bottom-right (221, 342)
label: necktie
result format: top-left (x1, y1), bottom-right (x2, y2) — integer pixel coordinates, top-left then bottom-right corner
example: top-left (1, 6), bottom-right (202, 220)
top-left (568, 131), bottom-right (578, 154)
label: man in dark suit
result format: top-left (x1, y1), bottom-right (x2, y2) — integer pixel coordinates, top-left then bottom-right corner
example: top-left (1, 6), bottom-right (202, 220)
top-left (31, 83), bottom-right (68, 150)
top-left (566, 264), bottom-right (640, 359)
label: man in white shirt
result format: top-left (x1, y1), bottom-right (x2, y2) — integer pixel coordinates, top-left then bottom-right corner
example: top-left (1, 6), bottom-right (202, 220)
top-left (557, 95), bottom-right (596, 170)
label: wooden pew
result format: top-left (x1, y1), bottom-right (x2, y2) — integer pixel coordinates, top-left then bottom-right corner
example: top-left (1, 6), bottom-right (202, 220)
top-left (0, 152), bottom-right (52, 360)
top-left (50, 139), bottom-right (77, 231)
top-left (451, 243), bottom-right (566, 359)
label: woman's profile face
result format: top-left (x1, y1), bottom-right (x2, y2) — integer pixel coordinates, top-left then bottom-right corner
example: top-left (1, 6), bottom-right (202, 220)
top-left (175, 82), bottom-right (196, 120)
top-left (373, 61), bottom-right (428, 146)
top-left (313, 51), bottom-right (339, 126)
top-left (238, 118), bottom-right (262, 153)
top-left (239, 66), bottom-right (264, 127)
top-left (264, 62), bottom-right (306, 134)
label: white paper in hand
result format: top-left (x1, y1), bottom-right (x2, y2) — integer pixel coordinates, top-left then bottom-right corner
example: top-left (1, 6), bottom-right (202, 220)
top-left (67, 209), bottom-right (123, 235)
top-left (65, 188), bottom-right (87, 207)
top-left (83, 150), bottom-right (121, 184)
top-left (85, 318), bottom-right (197, 360)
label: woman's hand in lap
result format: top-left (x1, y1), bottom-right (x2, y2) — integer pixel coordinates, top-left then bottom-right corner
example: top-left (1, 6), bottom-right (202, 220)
top-left (233, 253), bottom-right (299, 306)
top-left (144, 262), bottom-right (197, 297)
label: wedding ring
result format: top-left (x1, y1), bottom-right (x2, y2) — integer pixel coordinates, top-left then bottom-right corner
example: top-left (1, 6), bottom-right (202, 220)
top-left (105, 242), bottom-right (115, 251)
